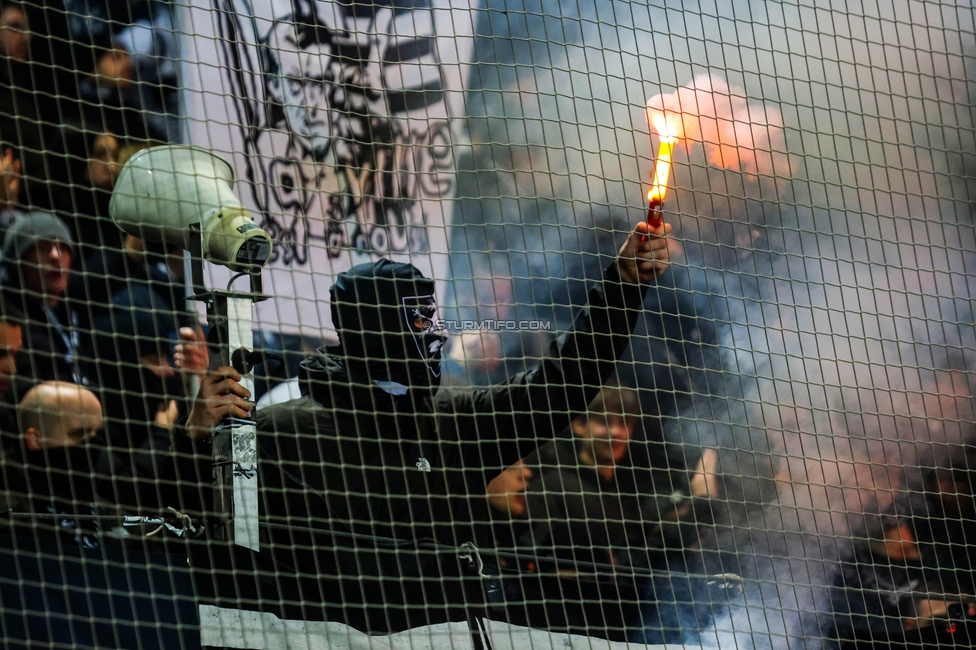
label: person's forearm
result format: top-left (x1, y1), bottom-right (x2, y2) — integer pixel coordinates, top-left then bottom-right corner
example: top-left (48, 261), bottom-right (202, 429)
top-left (509, 262), bottom-right (648, 452)
top-left (164, 422), bottom-right (215, 514)
top-left (541, 261), bottom-right (648, 385)
top-left (453, 262), bottom-right (654, 472)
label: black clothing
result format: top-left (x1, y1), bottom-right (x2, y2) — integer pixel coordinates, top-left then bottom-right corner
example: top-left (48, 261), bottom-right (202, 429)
top-left (70, 245), bottom-right (190, 335)
top-left (94, 420), bottom-right (176, 513)
top-left (830, 536), bottom-right (927, 645)
top-left (72, 247), bottom-right (194, 511)
top-left (829, 488), bottom-right (976, 647)
top-left (505, 440), bottom-right (650, 564)
top-left (257, 264), bottom-right (645, 550)
top-left (14, 296), bottom-right (88, 386)
top-left (184, 263), bottom-right (648, 632)
top-left (0, 426), bottom-right (101, 548)
top-left (75, 245), bottom-right (193, 411)
top-left (329, 258), bottom-right (445, 388)
top-left (490, 437), bottom-right (704, 640)
top-left (491, 438), bottom-right (650, 640)
top-left (501, 437), bottom-right (707, 566)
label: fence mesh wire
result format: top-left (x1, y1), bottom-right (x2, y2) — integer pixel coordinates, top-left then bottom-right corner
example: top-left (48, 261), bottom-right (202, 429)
top-left (0, 0), bottom-right (974, 648)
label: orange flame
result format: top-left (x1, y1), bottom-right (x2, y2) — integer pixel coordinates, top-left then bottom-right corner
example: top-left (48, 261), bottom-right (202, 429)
top-left (651, 114), bottom-right (681, 141)
top-left (647, 139), bottom-right (675, 204)
top-left (647, 116), bottom-right (679, 205)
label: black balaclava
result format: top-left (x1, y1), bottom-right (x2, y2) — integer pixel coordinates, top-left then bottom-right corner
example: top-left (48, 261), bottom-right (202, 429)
top-left (329, 259), bottom-right (446, 389)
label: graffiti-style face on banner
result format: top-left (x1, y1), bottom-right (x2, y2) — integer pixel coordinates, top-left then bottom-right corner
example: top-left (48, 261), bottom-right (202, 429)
top-left (233, 0), bottom-right (456, 265)
top-left (265, 20), bottom-right (347, 162)
top-left (207, 0), bottom-right (469, 335)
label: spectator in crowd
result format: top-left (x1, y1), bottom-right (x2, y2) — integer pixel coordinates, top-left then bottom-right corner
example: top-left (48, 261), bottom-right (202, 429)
top-left (62, 135), bottom-right (203, 501)
top-left (65, 133), bottom-right (161, 303)
top-left (69, 126), bottom-right (164, 316)
top-left (488, 386), bottom-right (645, 559)
top-left (58, 86), bottom-right (166, 264)
top-left (0, 143), bottom-right (21, 234)
top-left (180, 221), bottom-right (672, 633)
top-left (71, 229), bottom-right (206, 512)
top-left (78, 230), bottom-right (207, 385)
top-left (0, 381), bottom-right (103, 546)
top-left (0, 0), bottom-right (74, 213)
top-left (0, 296), bottom-right (20, 437)
top-left (828, 472), bottom-right (976, 649)
top-left (0, 294), bottom-right (19, 398)
top-left (65, 0), bottom-right (179, 142)
top-left (0, 296), bottom-right (20, 514)
top-left (0, 211), bottom-right (88, 386)
top-left (487, 386), bottom-right (721, 641)
top-left (62, 129), bottom-right (127, 256)
top-left (89, 299), bottom-right (183, 512)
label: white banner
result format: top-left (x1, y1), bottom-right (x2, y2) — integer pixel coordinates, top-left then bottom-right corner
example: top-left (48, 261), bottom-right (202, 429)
top-left (180, 0), bottom-right (473, 337)
top-left (199, 605), bottom-right (677, 649)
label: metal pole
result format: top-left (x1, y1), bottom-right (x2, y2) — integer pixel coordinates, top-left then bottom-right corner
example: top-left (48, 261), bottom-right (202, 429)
top-left (187, 224), bottom-right (265, 551)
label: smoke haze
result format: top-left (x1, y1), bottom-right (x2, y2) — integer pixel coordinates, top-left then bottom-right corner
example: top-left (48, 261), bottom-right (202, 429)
top-left (453, 0), bottom-right (976, 646)
top-left (646, 75), bottom-right (793, 179)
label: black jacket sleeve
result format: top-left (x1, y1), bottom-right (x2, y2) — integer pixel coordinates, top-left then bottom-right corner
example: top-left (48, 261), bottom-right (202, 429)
top-left (165, 425), bottom-right (215, 516)
top-left (439, 262), bottom-right (648, 476)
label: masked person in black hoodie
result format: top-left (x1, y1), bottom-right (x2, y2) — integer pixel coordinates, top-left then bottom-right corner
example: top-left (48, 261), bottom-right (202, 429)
top-left (180, 221), bottom-right (672, 633)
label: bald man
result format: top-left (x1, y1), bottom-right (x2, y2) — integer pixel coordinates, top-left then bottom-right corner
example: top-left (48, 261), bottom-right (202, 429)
top-left (20, 380), bottom-right (103, 451)
top-left (2, 382), bottom-right (103, 543)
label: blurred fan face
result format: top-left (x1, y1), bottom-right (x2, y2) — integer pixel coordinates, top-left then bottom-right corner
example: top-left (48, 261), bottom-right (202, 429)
top-left (0, 6), bottom-right (29, 62)
top-left (578, 414), bottom-right (634, 465)
top-left (38, 410), bottom-right (102, 450)
top-left (0, 320), bottom-right (20, 395)
top-left (869, 523), bottom-right (921, 562)
top-left (88, 132), bottom-right (121, 190)
top-left (22, 240), bottom-right (72, 298)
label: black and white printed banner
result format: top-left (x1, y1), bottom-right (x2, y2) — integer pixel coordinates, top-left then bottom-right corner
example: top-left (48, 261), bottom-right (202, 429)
top-left (180, 0), bottom-right (473, 336)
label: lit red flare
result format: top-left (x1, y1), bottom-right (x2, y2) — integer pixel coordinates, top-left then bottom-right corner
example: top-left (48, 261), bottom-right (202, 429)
top-left (646, 115), bottom-right (679, 228)
top-left (648, 136), bottom-right (676, 205)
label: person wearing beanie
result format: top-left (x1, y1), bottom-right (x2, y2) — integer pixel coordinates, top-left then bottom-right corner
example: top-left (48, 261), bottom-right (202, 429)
top-left (180, 221), bottom-right (672, 633)
top-left (0, 210), bottom-right (88, 387)
top-left (0, 210), bottom-right (75, 282)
